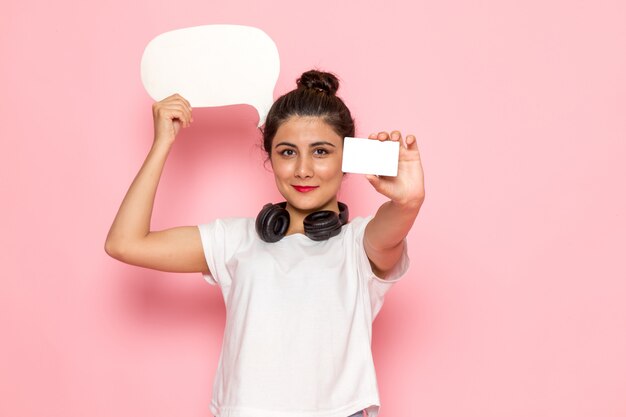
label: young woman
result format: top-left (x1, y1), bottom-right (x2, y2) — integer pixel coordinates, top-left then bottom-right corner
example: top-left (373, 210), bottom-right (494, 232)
top-left (105, 70), bottom-right (425, 417)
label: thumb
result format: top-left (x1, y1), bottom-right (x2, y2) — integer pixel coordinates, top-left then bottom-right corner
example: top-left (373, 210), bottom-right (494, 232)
top-left (365, 174), bottom-right (381, 190)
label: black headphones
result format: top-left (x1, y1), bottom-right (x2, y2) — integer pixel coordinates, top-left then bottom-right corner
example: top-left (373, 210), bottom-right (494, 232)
top-left (255, 202), bottom-right (349, 242)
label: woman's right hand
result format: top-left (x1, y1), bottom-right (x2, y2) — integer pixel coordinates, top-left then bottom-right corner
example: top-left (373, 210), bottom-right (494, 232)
top-left (152, 93), bottom-right (193, 146)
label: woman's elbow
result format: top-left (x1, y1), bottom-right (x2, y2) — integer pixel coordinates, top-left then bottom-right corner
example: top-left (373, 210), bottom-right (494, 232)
top-left (104, 237), bottom-right (127, 261)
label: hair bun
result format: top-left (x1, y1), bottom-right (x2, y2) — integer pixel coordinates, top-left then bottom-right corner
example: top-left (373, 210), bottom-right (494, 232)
top-left (296, 70), bottom-right (339, 95)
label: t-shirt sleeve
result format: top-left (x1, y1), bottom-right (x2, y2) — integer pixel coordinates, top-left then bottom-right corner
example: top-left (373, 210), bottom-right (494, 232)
top-left (352, 216), bottom-right (411, 320)
top-left (196, 218), bottom-right (250, 287)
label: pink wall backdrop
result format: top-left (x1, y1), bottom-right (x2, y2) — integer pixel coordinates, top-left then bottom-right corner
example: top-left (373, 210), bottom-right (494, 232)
top-left (1, 0), bottom-right (625, 416)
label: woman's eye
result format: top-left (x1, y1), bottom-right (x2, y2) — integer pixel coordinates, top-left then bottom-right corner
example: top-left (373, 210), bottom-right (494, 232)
top-left (313, 148), bottom-right (329, 156)
top-left (280, 149), bottom-right (295, 156)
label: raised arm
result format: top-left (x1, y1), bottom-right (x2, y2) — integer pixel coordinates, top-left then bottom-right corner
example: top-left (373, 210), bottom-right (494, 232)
top-left (104, 94), bottom-right (209, 273)
top-left (363, 131), bottom-right (425, 277)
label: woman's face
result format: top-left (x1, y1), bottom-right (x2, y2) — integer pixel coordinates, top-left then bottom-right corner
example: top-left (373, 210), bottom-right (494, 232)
top-left (270, 116), bottom-right (344, 215)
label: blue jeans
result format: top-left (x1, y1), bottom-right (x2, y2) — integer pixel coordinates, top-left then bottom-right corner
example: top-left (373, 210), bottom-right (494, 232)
top-left (347, 411), bottom-right (364, 417)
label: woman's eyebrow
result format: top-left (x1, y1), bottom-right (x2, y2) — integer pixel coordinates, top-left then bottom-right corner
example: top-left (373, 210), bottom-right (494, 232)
top-left (274, 141), bottom-right (337, 148)
top-left (309, 141), bottom-right (336, 148)
top-left (274, 141), bottom-right (296, 148)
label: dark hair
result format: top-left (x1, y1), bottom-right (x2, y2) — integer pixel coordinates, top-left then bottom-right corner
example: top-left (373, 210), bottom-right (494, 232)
top-left (261, 70), bottom-right (355, 157)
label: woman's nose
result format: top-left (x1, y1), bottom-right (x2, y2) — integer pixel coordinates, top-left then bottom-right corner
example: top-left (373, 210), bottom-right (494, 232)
top-left (295, 156), bottom-right (313, 178)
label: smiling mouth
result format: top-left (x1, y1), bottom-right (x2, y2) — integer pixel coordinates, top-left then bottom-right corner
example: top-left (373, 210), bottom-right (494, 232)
top-left (292, 185), bottom-right (318, 193)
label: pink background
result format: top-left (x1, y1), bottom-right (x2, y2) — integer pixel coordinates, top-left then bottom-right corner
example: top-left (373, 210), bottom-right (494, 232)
top-left (2, 0), bottom-right (625, 416)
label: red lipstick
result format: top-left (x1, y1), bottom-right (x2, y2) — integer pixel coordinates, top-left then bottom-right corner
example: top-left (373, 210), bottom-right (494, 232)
top-left (293, 185), bottom-right (318, 193)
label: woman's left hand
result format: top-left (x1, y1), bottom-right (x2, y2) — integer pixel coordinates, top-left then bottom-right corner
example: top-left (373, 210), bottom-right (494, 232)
top-left (365, 130), bottom-right (425, 208)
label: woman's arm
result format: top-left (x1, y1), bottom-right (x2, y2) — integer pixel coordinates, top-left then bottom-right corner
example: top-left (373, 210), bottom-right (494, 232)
top-left (104, 94), bottom-right (209, 273)
top-left (363, 131), bottom-right (425, 277)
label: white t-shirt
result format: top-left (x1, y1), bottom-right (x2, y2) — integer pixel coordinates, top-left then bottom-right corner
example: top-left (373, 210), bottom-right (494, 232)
top-left (197, 215), bottom-right (409, 417)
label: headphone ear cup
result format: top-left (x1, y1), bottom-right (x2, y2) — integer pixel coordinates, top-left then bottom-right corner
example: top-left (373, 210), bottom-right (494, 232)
top-left (303, 202), bottom-right (349, 241)
top-left (303, 210), bottom-right (341, 241)
top-left (256, 203), bottom-right (290, 243)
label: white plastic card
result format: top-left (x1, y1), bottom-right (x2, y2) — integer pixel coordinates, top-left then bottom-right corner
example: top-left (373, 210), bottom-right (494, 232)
top-left (140, 25), bottom-right (280, 127)
top-left (342, 137), bottom-right (399, 176)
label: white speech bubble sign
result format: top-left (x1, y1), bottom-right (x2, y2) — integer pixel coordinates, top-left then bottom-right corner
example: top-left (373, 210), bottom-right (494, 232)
top-left (342, 137), bottom-right (400, 176)
top-left (140, 25), bottom-right (280, 127)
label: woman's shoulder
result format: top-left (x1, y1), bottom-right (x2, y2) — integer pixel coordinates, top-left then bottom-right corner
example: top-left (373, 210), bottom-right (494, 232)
top-left (341, 215), bottom-right (374, 239)
top-left (198, 216), bottom-right (255, 235)
top-left (200, 215), bottom-right (254, 225)
top-left (346, 215), bottom-right (374, 229)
